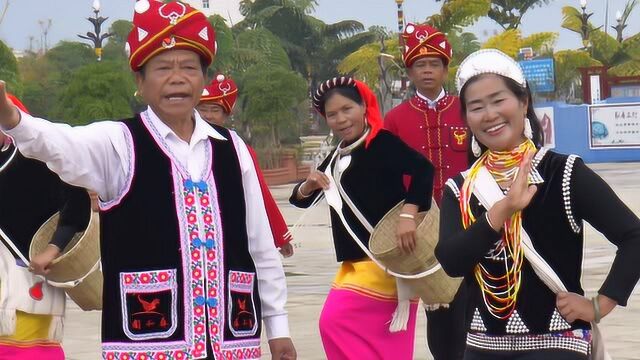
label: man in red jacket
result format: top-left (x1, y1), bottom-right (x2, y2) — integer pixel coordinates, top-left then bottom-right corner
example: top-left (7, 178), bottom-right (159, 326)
top-left (384, 23), bottom-right (468, 360)
top-left (197, 74), bottom-right (294, 257)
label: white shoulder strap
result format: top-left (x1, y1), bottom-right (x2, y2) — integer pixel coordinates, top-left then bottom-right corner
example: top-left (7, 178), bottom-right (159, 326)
top-left (469, 166), bottom-right (609, 360)
top-left (323, 159), bottom-right (440, 280)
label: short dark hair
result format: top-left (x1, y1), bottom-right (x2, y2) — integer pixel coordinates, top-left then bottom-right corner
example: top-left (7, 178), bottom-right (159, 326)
top-left (459, 74), bottom-right (544, 163)
top-left (137, 56), bottom-right (209, 78)
top-left (318, 86), bottom-right (363, 115)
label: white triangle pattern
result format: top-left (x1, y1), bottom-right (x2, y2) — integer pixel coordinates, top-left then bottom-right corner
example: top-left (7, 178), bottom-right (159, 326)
top-left (198, 27), bottom-right (209, 41)
top-left (470, 308), bottom-right (487, 332)
top-left (439, 40), bottom-right (447, 49)
top-left (549, 308), bottom-right (571, 331)
top-left (138, 27), bottom-right (148, 42)
top-left (505, 310), bottom-right (530, 334)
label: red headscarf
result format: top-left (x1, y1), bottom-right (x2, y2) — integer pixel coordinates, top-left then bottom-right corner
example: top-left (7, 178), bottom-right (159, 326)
top-left (312, 76), bottom-right (382, 148)
top-left (6, 94), bottom-right (29, 114)
top-left (353, 80), bottom-right (382, 148)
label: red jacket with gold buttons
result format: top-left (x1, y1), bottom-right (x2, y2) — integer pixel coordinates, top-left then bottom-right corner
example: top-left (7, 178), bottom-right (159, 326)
top-left (385, 94), bottom-right (470, 205)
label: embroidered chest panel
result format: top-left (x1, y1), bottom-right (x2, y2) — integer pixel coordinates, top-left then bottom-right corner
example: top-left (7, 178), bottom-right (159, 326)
top-left (102, 112), bottom-right (261, 360)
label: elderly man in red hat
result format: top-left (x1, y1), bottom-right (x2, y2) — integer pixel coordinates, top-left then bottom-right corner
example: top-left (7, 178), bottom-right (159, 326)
top-left (0, 1), bottom-right (296, 359)
top-left (197, 75), bottom-right (295, 257)
top-left (384, 23), bottom-right (468, 360)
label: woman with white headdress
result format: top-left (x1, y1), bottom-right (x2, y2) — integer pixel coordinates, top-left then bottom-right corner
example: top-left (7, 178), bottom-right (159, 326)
top-left (436, 49), bottom-right (640, 359)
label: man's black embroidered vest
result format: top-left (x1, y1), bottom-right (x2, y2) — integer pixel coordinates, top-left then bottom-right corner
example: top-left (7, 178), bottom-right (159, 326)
top-left (100, 115), bottom-right (262, 359)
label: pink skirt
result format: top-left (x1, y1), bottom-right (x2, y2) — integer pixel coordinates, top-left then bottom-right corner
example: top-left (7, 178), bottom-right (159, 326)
top-left (0, 341), bottom-right (64, 359)
top-left (319, 274), bottom-right (418, 360)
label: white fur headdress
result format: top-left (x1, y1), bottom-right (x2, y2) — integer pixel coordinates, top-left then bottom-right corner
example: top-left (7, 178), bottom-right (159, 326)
top-left (455, 49), bottom-right (526, 93)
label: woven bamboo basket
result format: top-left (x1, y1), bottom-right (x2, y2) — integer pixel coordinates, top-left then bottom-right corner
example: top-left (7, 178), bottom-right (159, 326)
top-left (369, 201), bottom-right (462, 305)
top-left (29, 211), bottom-right (103, 310)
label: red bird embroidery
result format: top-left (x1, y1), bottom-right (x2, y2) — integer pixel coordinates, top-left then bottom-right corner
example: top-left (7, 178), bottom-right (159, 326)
top-left (137, 295), bottom-right (160, 312)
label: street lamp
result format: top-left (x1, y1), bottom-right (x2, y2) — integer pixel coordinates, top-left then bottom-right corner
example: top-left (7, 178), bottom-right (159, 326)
top-left (612, 10), bottom-right (626, 43)
top-left (77, 0), bottom-right (112, 61)
top-left (579, 0), bottom-right (594, 49)
top-left (395, 0), bottom-right (407, 97)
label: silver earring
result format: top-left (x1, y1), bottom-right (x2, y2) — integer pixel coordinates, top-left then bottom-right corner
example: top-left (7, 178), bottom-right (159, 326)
top-left (524, 117), bottom-right (533, 140)
top-left (471, 135), bottom-right (482, 157)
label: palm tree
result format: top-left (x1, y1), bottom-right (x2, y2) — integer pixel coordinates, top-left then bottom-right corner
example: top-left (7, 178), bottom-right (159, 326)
top-left (561, 2), bottom-right (640, 76)
top-left (236, 0), bottom-right (374, 86)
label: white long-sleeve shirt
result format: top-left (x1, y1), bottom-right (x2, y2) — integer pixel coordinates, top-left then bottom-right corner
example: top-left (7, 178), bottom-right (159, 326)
top-left (5, 106), bottom-right (289, 340)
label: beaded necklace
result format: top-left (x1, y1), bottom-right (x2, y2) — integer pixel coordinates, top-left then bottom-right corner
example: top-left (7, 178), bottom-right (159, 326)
top-left (459, 139), bottom-right (536, 319)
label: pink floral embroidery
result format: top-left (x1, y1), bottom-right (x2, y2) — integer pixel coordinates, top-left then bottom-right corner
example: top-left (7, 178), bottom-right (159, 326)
top-left (200, 196), bottom-right (210, 206)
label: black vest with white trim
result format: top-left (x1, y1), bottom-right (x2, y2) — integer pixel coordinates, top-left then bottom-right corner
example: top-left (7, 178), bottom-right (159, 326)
top-left (100, 115), bottom-right (262, 360)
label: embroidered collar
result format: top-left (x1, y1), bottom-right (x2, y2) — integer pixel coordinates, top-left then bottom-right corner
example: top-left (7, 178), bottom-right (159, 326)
top-left (416, 88), bottom-right (445, 108)
top-left (337, 127), bottom-right (369, 156)
top-left (411, 90), bottom-right (454, 112)
top-left (145, 106), bottom-right (227, 144)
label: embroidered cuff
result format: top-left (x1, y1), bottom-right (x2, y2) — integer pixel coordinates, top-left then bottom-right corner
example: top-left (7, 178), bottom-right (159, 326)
top-left (263, 313), bottom-right (290, 340)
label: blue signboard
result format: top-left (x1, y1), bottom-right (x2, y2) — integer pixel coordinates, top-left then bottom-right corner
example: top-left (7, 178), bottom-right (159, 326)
top-left (519, 58), bottom-right (555, 93)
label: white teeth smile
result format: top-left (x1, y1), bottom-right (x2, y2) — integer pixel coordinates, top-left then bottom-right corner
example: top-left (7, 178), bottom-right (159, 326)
top-left (168, 97), bottom-right (186, 101)
top-left (486, 123), bottom-right (506, 133)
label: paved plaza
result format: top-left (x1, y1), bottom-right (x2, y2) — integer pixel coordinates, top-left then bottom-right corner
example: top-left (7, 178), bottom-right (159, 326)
top-left (64, 162), bottom-right (640, 359)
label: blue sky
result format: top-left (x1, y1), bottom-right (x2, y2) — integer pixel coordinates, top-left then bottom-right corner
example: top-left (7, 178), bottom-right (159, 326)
top-left (0, 0), bottom-right (638, 53)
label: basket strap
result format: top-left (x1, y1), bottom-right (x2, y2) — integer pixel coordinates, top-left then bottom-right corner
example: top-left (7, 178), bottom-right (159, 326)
top-left (0, 226), bottom-right (29, 265)
top-left (332, 155), bottom-right (374, 233)
top-left (323, 163), bottom-right (441, 280)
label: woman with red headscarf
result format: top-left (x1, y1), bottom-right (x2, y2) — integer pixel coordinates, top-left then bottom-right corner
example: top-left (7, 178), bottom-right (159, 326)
top-left (289, 77), bottom-right (435, 359)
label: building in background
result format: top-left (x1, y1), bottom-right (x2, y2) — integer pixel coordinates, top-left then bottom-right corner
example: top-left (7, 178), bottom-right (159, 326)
top-left (180, 0), bottom-right (244, 25)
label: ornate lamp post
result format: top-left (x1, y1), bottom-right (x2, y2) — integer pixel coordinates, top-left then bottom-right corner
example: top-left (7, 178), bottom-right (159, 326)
top-left (579, 0), bottom-right (594, 48)
top-left (612, 10), bottom-right (626, 43)
top-left (78, 0), bottom-right (112, 61)
top-left (395, 0), bottom-right (407, 96)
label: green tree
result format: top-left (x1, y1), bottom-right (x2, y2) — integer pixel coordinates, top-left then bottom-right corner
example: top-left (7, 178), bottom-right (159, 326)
top-left (482, 29), bottom-right (557, 58)
top-left (208, 15), bottom-right (234, 74)
top-left (434, 0), bottom-right (553, 30)
top-left (237, 0), bottom-right (374, 88)
top-left (552, 50), bottom-right (601, 101)
top-left (487, 0), bottom-right (554, 30)
top-left (0, 40), bottom-right (22, 96)
top-left (52, 61), bottom-right (136, 124)
top-left (428, 0), bottom-right (490, 34)
top-left (17, 41), bottom-right (96, 117)
top-left (239, 64), bottom-right (307, 162)
top-left (562, 4), bottom-right (640, 76)
top-left (102, 20), bottom-right (133, 61)
top-left (234, 28), bottom-right (292, 72)
top-left (45, 41), bottom-right (95, 74)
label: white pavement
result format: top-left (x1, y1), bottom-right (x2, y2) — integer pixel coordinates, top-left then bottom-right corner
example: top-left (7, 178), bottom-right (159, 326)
top-left (64, 162), bottom-right (640, 359)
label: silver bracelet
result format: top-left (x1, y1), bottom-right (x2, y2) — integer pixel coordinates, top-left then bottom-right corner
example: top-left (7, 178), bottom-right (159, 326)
top-left (297, 182), bottom-right (312, 198)
top-left (592, 296), bottom-right (601, 324)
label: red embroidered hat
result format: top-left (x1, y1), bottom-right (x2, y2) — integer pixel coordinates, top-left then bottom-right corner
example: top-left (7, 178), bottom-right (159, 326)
top-left (200, 74), bottom-right (238, 114)
top-left (402, 23), bottom-right (452, 68)
top-left (126, 0), bottom-right (216, 72)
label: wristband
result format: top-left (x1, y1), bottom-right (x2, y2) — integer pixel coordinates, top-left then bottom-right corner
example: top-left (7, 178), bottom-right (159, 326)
top-left (297, 182), bottom-right (312, 198)
top-left (592, 296), bottom-right (601, 324)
